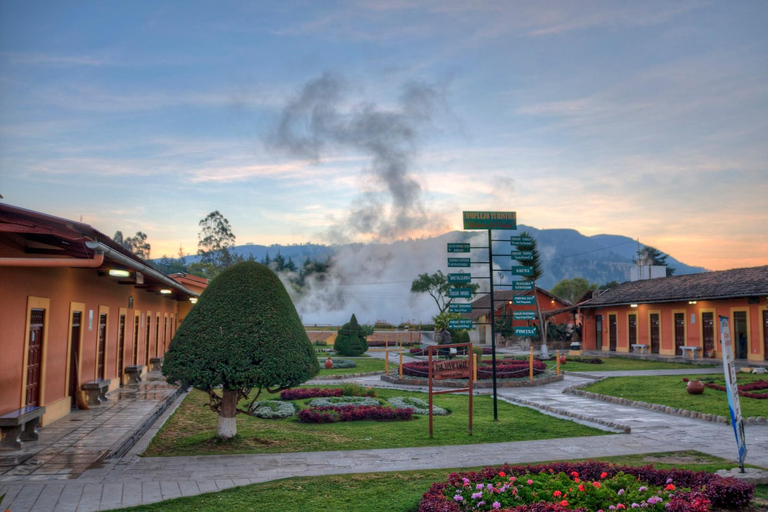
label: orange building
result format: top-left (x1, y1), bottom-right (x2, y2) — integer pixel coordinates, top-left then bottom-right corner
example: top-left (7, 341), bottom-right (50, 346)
top-left (0, 204), bottom-right (201, 427)
top-left (578, 266), bottom-right (768, 361)
top-left (466, 288), bottom-right (574, 345)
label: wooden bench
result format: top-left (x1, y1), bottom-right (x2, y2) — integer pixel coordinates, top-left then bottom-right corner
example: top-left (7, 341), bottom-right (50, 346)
top-left (681, 346), bottom-right (701, 360)
top-left (125, 365), bottom-right (144, 385)
top-left (149, 357), bottom-right (163, 372)
top-left (433, 359), bottom-right (470, 380)
top-left (631, 344), bottom-right (649, 354)
top-left (82, 379), bottom-right (111, 406)
top-left (0, 405), bottom-right (45, 450)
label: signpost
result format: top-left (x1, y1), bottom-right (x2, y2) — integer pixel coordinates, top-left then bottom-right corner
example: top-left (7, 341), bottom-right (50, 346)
top-left (449, 319), bottom-right (473, 330)
top-left (719, 315), bottom-right (747, 471)
top-left (514, 326), bottom-right (537, 337)
top-left (449, 303), bottom-right (473, 314)
top-left (448, 273), bottom-right (471, 283)
top-left (513, 281), bottom-right (534, 291)
top-left (513, 310), bottom-right (537, 320)
top-left (513, 295), bottom-right (536, 305)
top-left (463, 211), bottom-right (517, 230)
top-left (511, 266), bottom-right (534, 276)
top-left (447, 243), bottom-right (471, 253)
top-left (511, 250), bottom-right (533, 260)
top-left (510, 236), bottom-right (533, 245)
top-left (448, 258), bottom-right (471, 268)
top-left (448, 288), bottom-right (472, 298)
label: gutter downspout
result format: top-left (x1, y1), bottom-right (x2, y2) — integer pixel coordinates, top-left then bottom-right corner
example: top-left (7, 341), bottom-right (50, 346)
top-left (84, 241), bottom-right (198, 297)
top-left (0, 253), bottom-right (105, 268)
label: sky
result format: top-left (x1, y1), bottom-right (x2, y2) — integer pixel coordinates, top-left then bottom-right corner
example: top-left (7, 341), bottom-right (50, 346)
top-left (1, 1), bottom-right (767, 271)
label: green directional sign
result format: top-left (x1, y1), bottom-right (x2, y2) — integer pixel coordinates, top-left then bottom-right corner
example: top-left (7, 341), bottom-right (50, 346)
top-left (513, 310), bottom-right (537, 320)
top-left (449, 303), bottom-right (473, 313)
top-left (449, 319), bottom-right (474, 330)
top-left (511, 236), bottom-right (533, 245)
top-left (448, 257), bottom-right (471, 268)
top-left (513, 281), bottom-right (534, 291)
top-left (463, 211), bottom-right (517, 230)
top-left (447, 243), bottom-right (470, 253)
top-left (511, 266), bottom-right (534, 276)
top-left (513, 295), bottom-right (536, 305)
top-left (514, 326), bottom-right (537, 337)
top-left (449, 288), bottom-right (473, 298)
top-left (511, 250), bottom-right (533, 260)
top-left (448, 273), bottom-right (471, 283)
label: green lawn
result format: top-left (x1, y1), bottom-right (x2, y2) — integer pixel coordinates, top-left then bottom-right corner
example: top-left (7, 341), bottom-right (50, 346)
top-left (143, 387), bottom-right (608, 457)
top-left (114, 451), bottom-right (765, 512)
top-left (317, 357), bottom-right (386, 375)
top-left (560, 356), bottom-right (716, 372)
top-left (584, 373), bottom-right (768, 418)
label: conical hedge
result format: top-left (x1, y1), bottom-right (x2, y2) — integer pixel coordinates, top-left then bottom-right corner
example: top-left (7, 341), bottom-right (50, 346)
top-left (334, 313), bottom-right (368, 356)
top-left (163, 261), bottom-right (319, 392)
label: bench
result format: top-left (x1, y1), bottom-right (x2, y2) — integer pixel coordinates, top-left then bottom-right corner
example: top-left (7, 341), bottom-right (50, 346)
top-left (125, 365), bottom-right (144, 385)
top-left (681, 346), bottom-right (701, 360)
top-left (0, 406), bottom-right (45, 450)
top-left (631, 344), bottom-right (649, 354)
top-left (149, 357), bottom-right (163, 372)
top-left (433, 359), bottom-right (470, 380)
top-left (82, 379), bottom-right (111, 406)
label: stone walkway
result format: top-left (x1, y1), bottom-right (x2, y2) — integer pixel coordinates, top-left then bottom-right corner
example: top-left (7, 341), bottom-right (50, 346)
top-left (2, 367), bottom-right (767, 511)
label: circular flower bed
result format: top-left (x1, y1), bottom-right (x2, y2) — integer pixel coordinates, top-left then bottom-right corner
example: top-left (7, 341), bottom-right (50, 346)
top-left (402, 359), bottom-right (547, 380)
top-left (307, 396), bottom-right (381, 407)
top-left (389, 396), bottom-right (449, 416)
top-left (248, 400), bottom-right (296, 419)
top-left (419, 462), bottom-right (754, 512)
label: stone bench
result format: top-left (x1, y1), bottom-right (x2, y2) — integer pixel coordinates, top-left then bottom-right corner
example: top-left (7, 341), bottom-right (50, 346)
top-left (0, 405), bottom-right (45, 450)
top-left (681, 346), bottom-right (702, 359)
top-left (82, 379), bottom-right (110, 406)
top-left (631, 344), bottom-right (649, 354)
top-left (433, 359), bottom-right (470, 380)
top-left (125, 365), bottom-right (144, 385)
top-left (149, 357), bottom-right (163, 372)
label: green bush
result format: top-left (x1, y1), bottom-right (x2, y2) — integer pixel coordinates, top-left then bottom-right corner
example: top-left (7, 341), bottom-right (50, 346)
top-left (326, 358), bottom-right (357, 369)
top-left (472, 346), bottom-right (483, 363)
top-left (248, 400), bottom-right (296, 419)
top-left (334, 314), bottom-right (368, 356)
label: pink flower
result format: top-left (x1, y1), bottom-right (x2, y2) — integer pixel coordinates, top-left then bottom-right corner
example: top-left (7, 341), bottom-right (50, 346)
top-left (527, 479), bottom-right (533, 485)
top-left (493, 501), bottom-right (501, 509)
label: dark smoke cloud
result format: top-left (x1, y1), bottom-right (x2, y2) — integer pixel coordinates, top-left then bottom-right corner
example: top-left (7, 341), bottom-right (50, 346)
top-left (268, 71), bottom-right (448, 241)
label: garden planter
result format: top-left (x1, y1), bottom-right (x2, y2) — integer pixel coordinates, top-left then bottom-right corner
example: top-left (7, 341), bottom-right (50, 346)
top-left (324, 357), bottom-right (334, 369)
top-left (559, 355), bottom-right (567, 365)
top-left (686, 380), bottom-right (705, 394)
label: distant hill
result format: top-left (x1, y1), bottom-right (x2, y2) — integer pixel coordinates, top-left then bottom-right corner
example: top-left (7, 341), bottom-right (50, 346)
top-left (167, 226), bottom-right (707, 291)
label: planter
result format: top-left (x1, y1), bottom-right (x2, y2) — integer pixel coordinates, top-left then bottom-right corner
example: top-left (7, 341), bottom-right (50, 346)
top-left (559, 355), bottom-right (567, 365)
top-left (686, 380), bottom-right (705, 394)
top-left (324, 357), bottom-right (334, 369)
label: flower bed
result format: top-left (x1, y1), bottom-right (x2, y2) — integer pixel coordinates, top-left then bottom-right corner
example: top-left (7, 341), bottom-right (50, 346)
top-left (325, 358), bottom-right (358, 369)
top-left (368, 340), bottom-right (418, 347)
top-left (248, 400), bottom-right (296, 419)
top-left (566, 357), bottom-right (603, 364)
top-left (297, 405), bottom-right (414, 423)
top-left (280, 387), bottom-right (344, 400)
top-left (389, 396), bottom-right (449, 416)
top-left (700, 378), bottom-right (768, 399)
top-left (418, 461), bottom-right (754, 512)
top-left (307, 396), bottom-right (381, 407)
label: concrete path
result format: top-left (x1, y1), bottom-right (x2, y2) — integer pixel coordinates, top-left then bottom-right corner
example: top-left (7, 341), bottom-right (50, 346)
top-left (2, 370), bottom-right (767, 511)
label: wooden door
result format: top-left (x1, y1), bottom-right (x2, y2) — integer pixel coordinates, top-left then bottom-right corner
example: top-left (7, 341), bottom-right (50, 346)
top-left (97, 313), bottom-right (107, 380)
top-left (702, 312), bottom-right (715, 355)
top-left (26, 309), bottom-right (45, 406)
top-left (609, 314), bottom-right (617, 351)
top-left (162, 316), bottom-right (168, 354)
top-left (132, 316), bottom-right (140, 365)
top-left (154, 316), bottom-right (160, 357)
top-left (674, 313), bottom-right (685, 356)
top-left (764, 310), bottom-right (768, 361)
top-left (117, 314), bottom-right (126, 381)
top-left (734, 311), bottom-right (747, 359)
top-left (69, 311), bottom-right (82, 408)
top-left (595, 315), bottom-right (603, 350)
top-left (628, 314), bottom-right (637, 346)
top-left (650, 313), bottom-right (660, 353)
top-left (145, 315), bottom-right (151, 364)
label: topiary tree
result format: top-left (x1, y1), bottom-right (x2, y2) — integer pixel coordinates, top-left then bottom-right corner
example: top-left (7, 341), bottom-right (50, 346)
top-left (162, 261), bottom-right (319, 439)
top-left (334, 314), bottom-right (368, 356)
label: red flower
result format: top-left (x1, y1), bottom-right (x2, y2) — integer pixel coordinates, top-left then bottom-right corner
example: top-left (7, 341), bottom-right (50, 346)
top-left (560, 500), bottom-right (569, 506)
top-left (578, 484), bottom-right (585, 492)
top-left (553, 490), bottom-right (562, 497)
top-left (570, 471), bottom-right (579, 478)
top-left (666, 484), bottom-right (676, 491)
top-left (499, 472), bottom-right (505, 478)
top-left (617, 505), bottom-right (626, 510)
top-left (600, 472), bottom-right (608, 479)
top-left (592, 482), bottom-right (601, 488)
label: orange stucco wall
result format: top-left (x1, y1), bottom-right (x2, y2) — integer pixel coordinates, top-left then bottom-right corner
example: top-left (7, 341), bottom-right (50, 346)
top-left (0, 265), bottom-right (181, 423)
top-left (581, 297), bottom-right (768, 361)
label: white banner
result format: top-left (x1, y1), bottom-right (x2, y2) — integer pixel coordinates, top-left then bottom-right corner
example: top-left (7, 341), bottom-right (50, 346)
top-left (719, 315), bottom-right (747, 468)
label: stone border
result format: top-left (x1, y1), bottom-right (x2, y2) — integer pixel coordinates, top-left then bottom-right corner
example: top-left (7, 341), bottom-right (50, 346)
top-left (563, 380), bottom-right (768, 425)
top-left (312, 371), bottom-right (386, 380)
top-left (381, 372), bottom-right (564, 388)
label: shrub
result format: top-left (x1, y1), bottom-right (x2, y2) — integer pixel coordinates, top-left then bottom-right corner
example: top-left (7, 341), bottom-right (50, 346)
top-left (307, 396), bottom-right (381, 407)
top-left (339, 383), bottom-right (377, 397)
top-left (326, 359), bottom-right (357, 369)
top-left (313, 340), bottom-right (328, 346)
top-left (334, 314), bottom-right (368, 356)
top-left (248, 400), bottom-right (296, 419)
top-left (471, 346), bottom-right (483, 363)
top-left (298, 405), bottom-right (414, 423)
top-left (567, 357), bottom-right (603, 364)
top-left (280, 387), bottom-right (344, 400)
top-left (388, 396), bottom-right (449, 415)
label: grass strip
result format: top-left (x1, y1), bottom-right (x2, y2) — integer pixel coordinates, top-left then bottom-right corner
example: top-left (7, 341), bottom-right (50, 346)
top-left (559, 356), bottom-right (716, 372)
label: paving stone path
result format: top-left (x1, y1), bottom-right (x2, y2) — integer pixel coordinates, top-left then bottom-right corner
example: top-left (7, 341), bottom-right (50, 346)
top-left (2, 366), bottom-right (767, 511)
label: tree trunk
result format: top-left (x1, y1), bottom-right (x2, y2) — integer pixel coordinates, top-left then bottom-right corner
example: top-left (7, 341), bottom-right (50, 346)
top-left (217, 389), bottom-right (239, 439)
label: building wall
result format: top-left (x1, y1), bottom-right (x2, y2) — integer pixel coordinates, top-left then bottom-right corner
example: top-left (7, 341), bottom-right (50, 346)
top-left (581, 297), bottom-right (768, 361)
top-left (0, 265), bottom-right (181, 424)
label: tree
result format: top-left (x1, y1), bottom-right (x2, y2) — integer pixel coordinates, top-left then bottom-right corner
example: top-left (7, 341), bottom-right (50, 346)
top-left (119, 231), bottom-right (151, 259)
top-left (198, 211), bottom-right (238, 270)
top-left (410, 271), bottom-right (479, 314)
top-left (334, 314), bottom-right (368, 356)
top-left (599, 280), bottom-right (620, 290)
top-left (550, 277), bottom-right (598, 305)
top-left (162, 261), bottom-right (319, 439)
top-left (636, 246), bottom-right (675, 276)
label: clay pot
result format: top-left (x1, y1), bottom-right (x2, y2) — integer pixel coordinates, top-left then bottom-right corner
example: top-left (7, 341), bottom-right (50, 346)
top-left (686, 380), bottom-right (705, 394)
top-left (324, 357), bottom-right (334, 369)
top-left (559, 355), bottom-right (567, 365)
